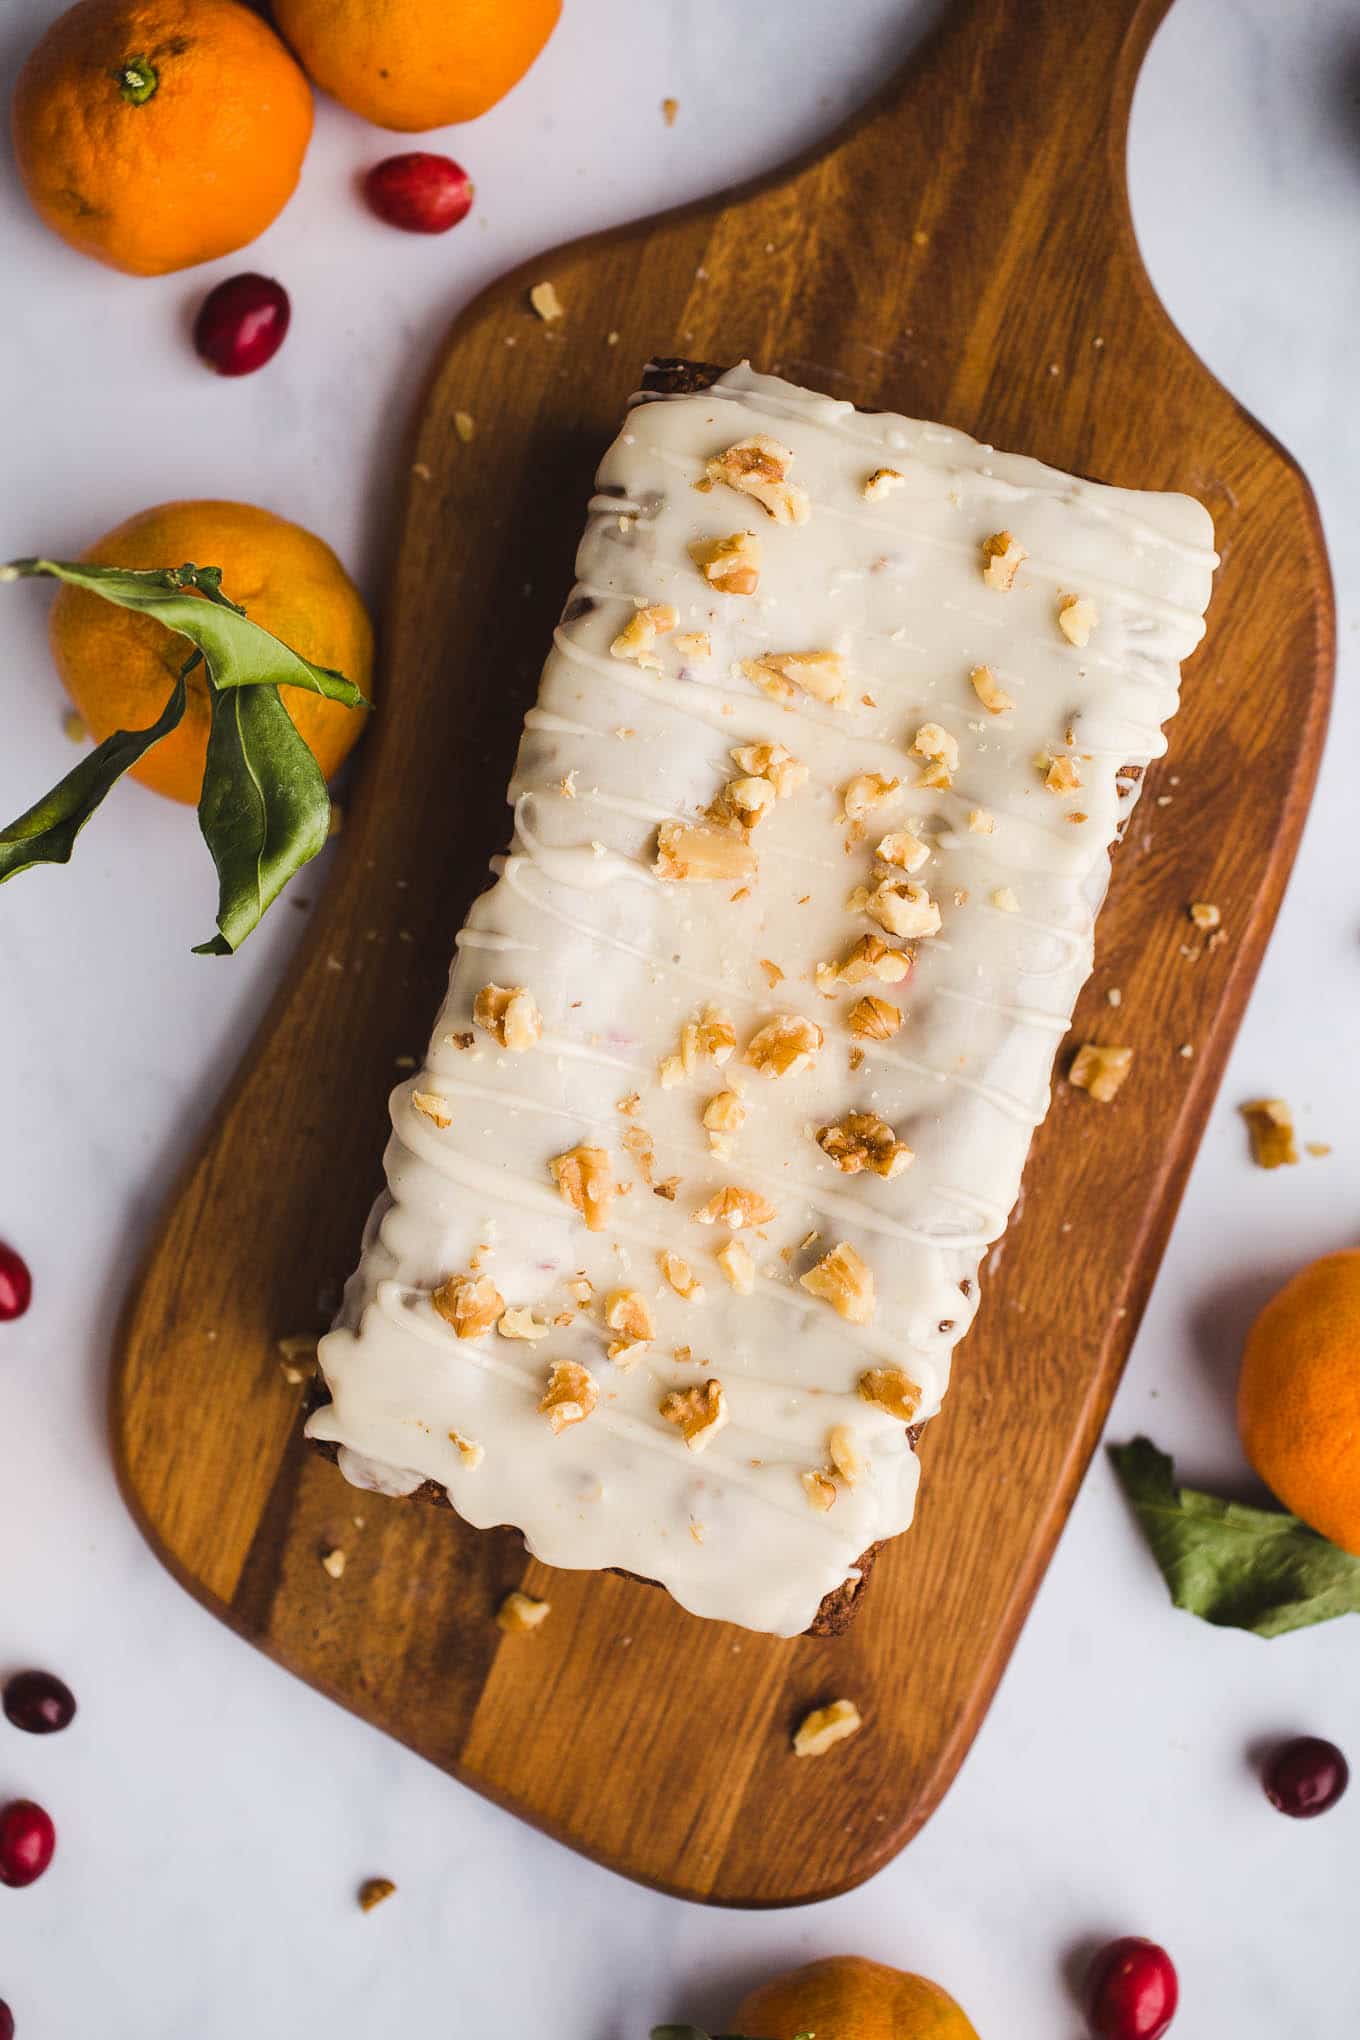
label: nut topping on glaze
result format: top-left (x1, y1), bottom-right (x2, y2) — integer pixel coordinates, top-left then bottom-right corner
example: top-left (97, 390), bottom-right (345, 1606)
top-left (980, 529), bottom-right (1027, 589)
top-left (610, 602), bottom-right (677, 669)
top-left (432, 1271), bottom-right (504, 1340)
top-left (654, 820), bottom-right (757, 883)
top-left (549, 1145), bottom-right (615, 1230)
top-left (473, 983), bottom-right (541, 1051)
top-left (741, 648), bottom-right (849, 708)
top-left (801, 1242), bottom-right (876, 1323)
top-left (859, 1366), bottom-right (922, 1422)
top-left (660, 1378), bottom-right (729, 1450)
top-left (745, 1013), bottom-right (824, 1077)
top-left (538, 1360), bottom-right (599, 1433)
top-left (1057, 593), bottom-right (1099, 645)
top-left (816, 1111), bottom-right (913, 1179)
top-left (847, 994), bottom-right (902, 1040)
top-left (970, 663), bottom-right (1014, 714)
top-left (705, 435), bottom-right (810, 523)
top-left (689, 529), bottom-right (761, 594)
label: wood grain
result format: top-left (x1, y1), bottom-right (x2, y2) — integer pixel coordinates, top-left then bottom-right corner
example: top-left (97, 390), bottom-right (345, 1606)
top-left (113, 0), bottom-right (1333, 1905)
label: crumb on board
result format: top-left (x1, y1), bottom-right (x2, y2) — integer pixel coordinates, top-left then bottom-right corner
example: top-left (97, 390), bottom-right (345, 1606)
top-left (1069, 1042), bottom-right (1133, 1103)
top-left (454, 410), bottom-right (476, 443)
top-left (793, 1697), bottom-right (863, 1757)
top-left (321, 1548), bottom-right (346, 1580)
top-left (529, 280), bottom-right (564, 323)
top-left (1241, 1098), bottom-right (1298, 1169)
top-left (497, 1589), bottom-right (551, 1634)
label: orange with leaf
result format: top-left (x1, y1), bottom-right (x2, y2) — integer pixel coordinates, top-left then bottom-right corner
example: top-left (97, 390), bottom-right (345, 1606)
top-left (12, 0), bottom-right (313, 275)
top-left (2, 505), bottom-right (371, 954)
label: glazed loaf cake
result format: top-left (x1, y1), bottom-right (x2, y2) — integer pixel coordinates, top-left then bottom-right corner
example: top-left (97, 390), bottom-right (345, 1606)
top-left (307, 360), bottom-right (1216, 1637)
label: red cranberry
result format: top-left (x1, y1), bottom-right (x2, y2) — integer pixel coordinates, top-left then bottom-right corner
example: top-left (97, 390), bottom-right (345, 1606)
top-left (0, 2000), bottom-right (13, 2040)
top-left (363, 154), bottom-right (474, 234)
top-left (0, 1242), bottom-right (31, 1322)
top-left (3, 1670), bottom-right (76, 1735)
top-left (0, 1801), bottom-right (55, 1888)
top-left (193, 274), bottom-right (291, 376)
top-left (1264, 1736), bottom-right (1349, 1818)
top-left (1085, 1937), bottom-right (1178, 2040)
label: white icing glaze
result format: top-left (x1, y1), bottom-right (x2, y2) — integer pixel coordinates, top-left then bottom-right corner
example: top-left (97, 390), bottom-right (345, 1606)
top-left (308, 364), bottom-right (1216, 1636)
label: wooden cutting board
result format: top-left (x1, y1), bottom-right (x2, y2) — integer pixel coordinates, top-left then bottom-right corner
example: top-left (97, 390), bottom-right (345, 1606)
top-left (114, 0), bottom-right (1332, 1904)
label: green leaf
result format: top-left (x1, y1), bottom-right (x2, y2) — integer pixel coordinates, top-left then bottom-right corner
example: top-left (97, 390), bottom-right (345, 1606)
top-left (191, 677), bottom-right (331, 955)
top-left (1, 559), bottom-right (369, 709)
top-left (1110, 1437), bottom-right (1360, 1637)
top-left (0, 666), bottom-right (189, 882)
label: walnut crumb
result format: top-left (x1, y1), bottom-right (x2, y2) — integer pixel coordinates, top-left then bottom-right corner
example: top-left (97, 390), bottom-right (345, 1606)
top-left (660, 1378), bottom-right (729, 1451)
top-left (454, 411), bottom-right (475, 443)
top-left (549, 1145), bottom-right (615, 1230)
top-left (828, 1425), bottom-right (864, 1485)
top-left (674, 630), bottom-right (712, 660)
top-left (800, 1242), bottom-right (875, 1323)
top-left (970, 663), bottom-right (1014, 715)
top-left (816, 1111), bottom-right (913, 1178)
top-left (433, 1271), bottom-right (504, 1340)
top-left (793, 1697), bottom-right (863, 1757)
top-left (539, 1360), bottom-right (599, 1433)
top-left (863, 467), bottom-right (906, 500)
top-left (911, 721), bottom-right (959, 782)
top-left (528, 280), bottom-right (564, 322)
top-left (654, 821), bottom-right (756, 883)
top-left (1240, 1098), bottom-right (1299, 1169)
top-left (1042, 752), bottom-right (1082, 795)
top-left (842, 771), bottom-right (900, 821)
top-left (981, 531), bottom-right (1027, 590)
top-left (729, 742), bottom-right (807, 798)
top-left (859, 1365), bottom-right (921, 1422)
top-left (1189, 901), bottom-right (1222, 930)
top-left (276, 1333), bottom-right (319, 1386)
top-left (745, 1013), bottom-right (823, 1077)
top-left (694, 1185), bottom-right (777, 1230)
top-left (874, 828), bottom-right (929, 873)
top-left (817, 933), bottom-right (911, 991)
top-left (689, 529), bottom-right (761, 595)
top-left (1058, 594), bottom-right (1099, 646)
top-left (659, 1249), bottom-right (705, 1301)
top-left (1306, 1141), bottom-right (1332, 1158)
top-left (759, 958), bottom-right (785, 988)
top-left (741, 649), bottom-right (848, 709)
top-left (702, 1089), bottom-right (748, 1143)
top-left (717, 1239), bottom-right (756, 1293)
top-left (968, 808), bottom-right (996, 834)
top-left (411, 1090), bottom-right (452, 1129)
top-left (358, 1877), bottom-right (396, 1912)
top-left (497, 1590), bottom-right (551, 1633)
top-left (848, 994), bottom-right (902, 1040)
top-left (497, 1306), bottom-right (552, 1341)
top-left (610, 602), bottom-right (677, 670)
top-left (705, 436), bottom-right (810, 524)
top-left (604, 1288), bottom-right (655, 1348)
top-left (801, 1468), bottom-right (838, 1511)
top-left (473, 983), bottom-right (542, 1052)
top-left (865, 876), bottom-right (940, 939)
top-left (448, 1429), bottom-right (484, 1469)
top-left (321, 1548), bottom-right (347, 1580)
top-left (1069, 1043), bottom-right (1133, 1103)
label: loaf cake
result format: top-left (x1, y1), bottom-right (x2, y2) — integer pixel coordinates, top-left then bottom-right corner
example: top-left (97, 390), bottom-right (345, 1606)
top-left (307, 360), bottom-right (1217, 1637)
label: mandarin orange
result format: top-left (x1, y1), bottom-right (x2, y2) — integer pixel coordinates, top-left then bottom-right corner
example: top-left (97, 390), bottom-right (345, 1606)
top-left (272, 0), bottom-right (560, 133)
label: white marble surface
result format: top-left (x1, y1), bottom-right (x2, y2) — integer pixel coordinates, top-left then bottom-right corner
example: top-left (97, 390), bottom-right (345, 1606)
top-left (2, 0), bottom-right (1358, 2032)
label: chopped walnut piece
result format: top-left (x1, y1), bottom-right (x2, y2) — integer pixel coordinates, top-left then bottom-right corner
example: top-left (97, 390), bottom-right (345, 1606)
top-left (411, 1090), bottom-right (452, 1129)
top-left (654, 820), bottom-right (757, 883)
top-left (694, 1185), bottom-right (777, 1230)
top-left (660, 1378), bottom-right (729, 1451)
top-left (729, 741), bottom-right (807, 798)
top-left (497, 1306), bottom-right (552, 1341)
top-left (841, 772), bottom-right (900, 821)
top-left (981, 530), bottom-right (1027, 590)
top-left (703, 1089), bottom-right (748, 1144)
top-left (745, 1013), bottom-right (824, 1077)
top-left (742, 649), bottom-right (849, 709)
top-left (473, 983), bottom-right (542, 1052)
top-left (802, 1468), bottom-right (838, 1511)
top-left (497, 1589), bottom-right (551, 1633)
top-left (828, 1425), bottom-right (864, 1485)
top-left (448, 1428), bottom-right (484, 1469)
top-left (970, 663), bottom-right (1015, 715)
top-left (529, 280), bottom-right (564, 322)
top-left (722, 774), bottom-right (777, 825)
top-left (968, 808), bottom-right (996, 834)
top-left (607, 1281), bottom-right (656, 1346)
top-left (865, 876), bottom-right (941, 939)
top-left (610, 602), bottom-right (678, 670)
top-left (759, 958), bottom-right (784, 988)
top-left (1058, 594), bottom-right (1099, 646)
top-left (1189, 901), bottom-right (1222, 930)
top-left (793, 1697), bottom-right (863, 1757)
top-left (622, 1123), bottom-right (656, 1184)
top-left (321, 1547), bottom-right (347, 1580)
top-left (817, 933), bottom-right (911, 991)
top-left (863, 466), bottom-right (906, 500)
top-left (991, 886), bottom-right (1020, 913)
top-left (674, 630), bottom-right (712, 663)
top-left (859, 1365), bottom-right (921, 1422)
top-left (358, 1877), bottom-right (396, 1912)
top-left (661, 1003), bottom-right (738, 1087)
top-left (659, 1249), bottom-right (706, 1301)
top-left (1241, 1098), bottom-right (1299, 1169)
top-left (432, 1271), bottom-right (505, 1340)
top-left (539, 1359), bottom-right (599, 1433)
top-left (1069, 1042), bottom-right (1133, 1103)
top-left (567, 1273), bottom-right (594, 1308)
top-left (549, 1145), bottom-right (615, 1231)
top-left (717, 1239), bottom-right (756, 1293)
top-left (689, 529), bottom-right (762, 595)
top-left (875, 828), bottom-right (930, 873)
top-left (816, 1111), bottom-right (913, 1179)
top-left (848, 994), bottom-right (902, 1040)
top-left (705, 435), bottom-right (810, 524)
top-left (616, 1091), bottom-right (641, 1116)
top-left (801, 1241), bottom-right (875, 1323)
top-left (912, 721), bottom-right (960, 775)
top-left (1042, 752), bottom-right (1082, 794)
